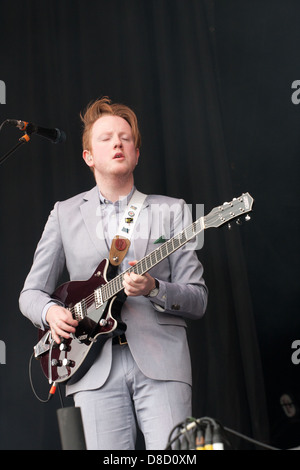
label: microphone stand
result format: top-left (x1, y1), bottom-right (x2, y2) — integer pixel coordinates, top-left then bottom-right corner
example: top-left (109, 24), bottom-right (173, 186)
top-left (0, 133), bottom-right (31, 167)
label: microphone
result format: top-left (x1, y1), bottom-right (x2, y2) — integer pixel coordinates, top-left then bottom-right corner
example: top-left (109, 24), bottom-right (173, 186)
top-left (4, 119), bottom-right (66, 144)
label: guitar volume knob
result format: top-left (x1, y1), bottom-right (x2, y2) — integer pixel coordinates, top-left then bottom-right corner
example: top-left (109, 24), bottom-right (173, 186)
top-left (51, 359), bottom-right (62, 367)
top-left (62, 358), bottom-right (75, 367)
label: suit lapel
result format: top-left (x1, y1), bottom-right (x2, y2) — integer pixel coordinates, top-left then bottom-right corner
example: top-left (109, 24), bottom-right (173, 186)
top-left (80, 186), bottom-right (109, 259)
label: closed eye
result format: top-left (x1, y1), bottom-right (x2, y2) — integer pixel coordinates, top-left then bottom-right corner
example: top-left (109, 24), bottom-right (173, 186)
top-left (97, 133), bottom-right (112, 142)
top-left (120, 134), bottom-right (131, 141)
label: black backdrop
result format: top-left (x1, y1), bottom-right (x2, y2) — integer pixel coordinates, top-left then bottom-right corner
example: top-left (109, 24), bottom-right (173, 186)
top-left (0, 0), bottom-right (299, 450)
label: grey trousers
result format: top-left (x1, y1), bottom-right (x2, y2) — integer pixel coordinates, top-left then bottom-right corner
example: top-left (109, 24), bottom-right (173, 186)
top-left (73, 343), bottom-right (192, 450)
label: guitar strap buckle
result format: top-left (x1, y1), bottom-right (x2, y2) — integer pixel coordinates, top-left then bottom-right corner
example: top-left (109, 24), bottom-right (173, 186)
top-left (118, 334), bottom-right (128, 345)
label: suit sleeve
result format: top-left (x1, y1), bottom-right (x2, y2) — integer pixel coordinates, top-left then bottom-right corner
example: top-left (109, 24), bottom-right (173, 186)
top-left (19, 202), bottom-right (66, 329)
top-left (148, 199), bottom-right (208, 320)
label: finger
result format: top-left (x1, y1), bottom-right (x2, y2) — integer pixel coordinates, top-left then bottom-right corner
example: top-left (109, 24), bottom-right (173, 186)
top-left (129, 271), bottom-right (143, 283)
top-left (128, 260), bottom-right (138, 266)
top-left (123, 280), bottom-right (139, 296)
top-left (51, 319), bottom-right (76, 343)
top-left (60, 320), bottom-right (77, 333)
top-left (51, 325), bottom-right (61, 344)
top-left (60, 309), bottom-right (79, 327)
top-left (123, 272), bottom-right (141, 288)
top-left (123, 280), bottom-right (134, 295)
top-left (123, 275), bottom-right (130, 292)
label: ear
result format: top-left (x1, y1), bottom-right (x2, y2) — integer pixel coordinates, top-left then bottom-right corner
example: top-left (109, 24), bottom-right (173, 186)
top-left (135, 148), bottom-right (140, 165)
top-left (82, 149), bottom-right (94, 167)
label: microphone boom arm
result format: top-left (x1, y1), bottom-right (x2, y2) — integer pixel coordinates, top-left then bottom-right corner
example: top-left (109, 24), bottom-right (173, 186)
top-left (0, 132), bottom-right (31, 167)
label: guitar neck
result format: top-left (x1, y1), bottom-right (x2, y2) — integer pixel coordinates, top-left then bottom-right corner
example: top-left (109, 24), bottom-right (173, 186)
top-left (97, 192), bottom-right (254, 304)
top-left (100, 216), bottom-right (205, 302)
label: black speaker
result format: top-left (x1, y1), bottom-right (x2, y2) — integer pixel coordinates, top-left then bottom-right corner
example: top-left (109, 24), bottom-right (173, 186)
top-left (57, 406), bottom-right (86, 450)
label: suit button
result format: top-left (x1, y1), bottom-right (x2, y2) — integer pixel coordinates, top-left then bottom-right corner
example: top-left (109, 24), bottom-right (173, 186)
top-left (171, 304), bottom-right (180, 310)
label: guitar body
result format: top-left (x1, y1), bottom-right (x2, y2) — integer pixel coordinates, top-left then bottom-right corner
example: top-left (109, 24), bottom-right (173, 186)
top-left (35, 259), bottom-right (127, 384)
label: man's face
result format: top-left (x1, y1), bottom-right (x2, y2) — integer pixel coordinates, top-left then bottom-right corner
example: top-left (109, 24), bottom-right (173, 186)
top-left (83, 115), bottom-right (139, 180)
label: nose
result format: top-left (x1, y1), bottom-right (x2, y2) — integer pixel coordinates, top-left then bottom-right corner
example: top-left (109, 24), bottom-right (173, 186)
top-left (113, 133), bottom-right (123, 148)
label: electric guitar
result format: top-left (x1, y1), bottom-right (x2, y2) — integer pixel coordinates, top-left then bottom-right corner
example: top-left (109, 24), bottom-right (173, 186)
top-left (34, 193), bottom-right (254, 385)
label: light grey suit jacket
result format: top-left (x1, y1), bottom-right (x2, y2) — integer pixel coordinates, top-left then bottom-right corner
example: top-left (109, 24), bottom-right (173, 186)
top-left (19, 186), bottom-right (208, 395)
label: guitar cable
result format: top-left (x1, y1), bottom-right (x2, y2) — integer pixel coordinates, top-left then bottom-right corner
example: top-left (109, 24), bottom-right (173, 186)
top-left (28, 350), bottom-right (67, 409)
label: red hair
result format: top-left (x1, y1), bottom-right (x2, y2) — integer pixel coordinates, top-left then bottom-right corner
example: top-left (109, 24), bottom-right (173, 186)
top-left (80, 96), bottom-right (141, 150)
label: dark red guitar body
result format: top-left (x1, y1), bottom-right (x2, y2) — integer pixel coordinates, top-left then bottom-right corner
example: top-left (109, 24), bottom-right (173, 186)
top-left (34, 259), bottom-right (126, 384)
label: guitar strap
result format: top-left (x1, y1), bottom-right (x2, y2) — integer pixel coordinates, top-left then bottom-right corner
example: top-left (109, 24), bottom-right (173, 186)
top-left (109, 189), bottom-right (147, 266)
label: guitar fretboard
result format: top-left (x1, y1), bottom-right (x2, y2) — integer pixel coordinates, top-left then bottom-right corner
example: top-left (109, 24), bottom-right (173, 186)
top-left (99, 217), bottom-right (204, 302)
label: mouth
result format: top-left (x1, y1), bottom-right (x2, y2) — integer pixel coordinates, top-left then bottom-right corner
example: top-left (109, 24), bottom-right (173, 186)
top-left (113, 152), bottom-right (125, 159)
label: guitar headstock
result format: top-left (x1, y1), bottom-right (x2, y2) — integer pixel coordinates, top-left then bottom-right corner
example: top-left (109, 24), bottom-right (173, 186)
top-left (204, 192), bottom-right (254, 229)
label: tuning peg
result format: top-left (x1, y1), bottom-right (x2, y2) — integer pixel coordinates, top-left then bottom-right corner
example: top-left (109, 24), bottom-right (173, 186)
top-left (245, 215), bottom-right (251, 221)
top-left (227, 223), bottom-right (232, 230)
top-left (236, 218), bottom-right (242, 225)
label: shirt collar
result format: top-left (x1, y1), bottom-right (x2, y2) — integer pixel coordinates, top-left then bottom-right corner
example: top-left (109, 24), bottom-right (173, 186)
top-left (98, 186), bottom-right (136, 208)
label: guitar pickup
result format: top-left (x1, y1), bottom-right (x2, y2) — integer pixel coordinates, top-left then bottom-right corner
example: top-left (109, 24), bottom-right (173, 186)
top-left (73, 300), bottom-right (87, 321)
top-left (94, 288), bottom-right (103, 309)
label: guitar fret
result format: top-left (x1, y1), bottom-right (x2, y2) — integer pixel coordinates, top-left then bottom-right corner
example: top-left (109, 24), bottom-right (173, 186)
top-left (108, 282), bottom-right (113, 298)
top-left (163, 244), bottom-right (168, 255)
top-left (106, 282), bottom-right (112, 299)
top-left (139, 259), bottom-right (146, 272)
top-left (146, 256), bottom-right (151, 270)
top-left (173, 237), bottom-right (180, 250)
top-left (166, 240), bottom-right (172, 253)
top-left (111, 281), bottom-right (115, 296)
top-left (117, 276), bottom-right (123, 291)
top-left (136, 263), bottom-right (144, 275)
